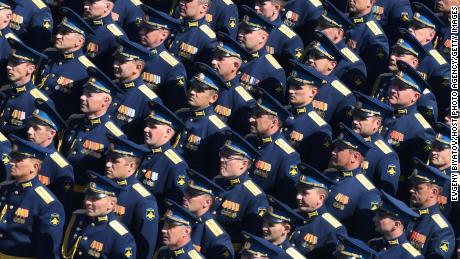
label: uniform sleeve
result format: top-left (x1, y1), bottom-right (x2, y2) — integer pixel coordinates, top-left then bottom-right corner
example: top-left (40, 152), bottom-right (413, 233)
top-left (425, 225), bottom-right (455, 259)
top-left (166, 163), bottom-right (189, 204)
top-left (48, 165), bottom-right (75, 216)
top-left (112, 234), bottom-right (137, 259)
top-left (36, 201), bottom-right (65, 259)
top-left (276, 153), bottom-right (301, 208)
top-left (215, 4), bottom-right (239, 39)
top-left (28, 8), bottom-right (53, 52)
top-left (375, 154), bottom-right (400, 196)
top-left (161, 64), bottom-right (188, 112)
top-left (242, 193), bottom-right (268, 237)
top-left (282, 34), bottom-right (304, 62)
top-left (132, 197), bottom-right (159, 259)
top-left (350, 191), bottom-right (380, 241)
top-left (259, 70), bottom-right (287, 103)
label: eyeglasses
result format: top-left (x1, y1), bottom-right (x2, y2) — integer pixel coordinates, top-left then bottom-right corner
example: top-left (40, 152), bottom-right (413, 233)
top-left (219, 152), bottom-right (245, 162)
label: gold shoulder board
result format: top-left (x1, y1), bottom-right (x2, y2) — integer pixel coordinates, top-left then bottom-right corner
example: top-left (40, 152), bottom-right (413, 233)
top-left (188, 250), bottom-right (203, 259)
top-left (235, 86), bottom-right (254, 102)
top-left (4, 32), bottom-right (18, 41)
top-left (309, 0), bottom-right (322, 7)
top-left (105, 121), bottom-right (124, 137)
top-left (340, 48), bottom-right (359, 63)
top-left (209, 115), bottom-right (227, 129)
top-left (356, 174), bottom-right (375, 190)
top-left (130, 0), bottom-right (142, 5)
top-left (279, 25), bottom-right (296, 39)
top-left (31, 0), bottom-right (46, 9)
top-left (243, 180), bottom-right (262, 196)
top-left (321, 213), bottom-right (342, 228)
top-left (132, 183), bottom-right (151, 198)
top-left (78, 56), bottom-right (95, 68)
top-left (366, 21), bottom-right (383, 35)
top-left (0, 132), bottom-right (7, 142)
top-left (429, 49), bottom-right (447, 65)
top-left (30, 88), bottom-right (49, 102)
top-left (50, 152), bottom-right (69, 168)
top-left (107, 24), bottom-right (124, 37)
top-left (35, 186), bottom-right (55, 204)
top-left (374, 140), bottom-right (392, 154)
top-left (222, 0), bottom-right (234, 4)
top-left (402, 243), bottom-right (422, 257)
top-left (286, 247), bottom-right (306, 259)
top-left (414, 113), bottom-right (431, 129)
top-left (205, 219), bottom-right (224, 237)
top-left (138, 85), bottom-right (158, 100)
top-left (109, 220), bottom-right (129, 235)
top-left (199, 25), bottom-right (216, 39)
top-left (331, 80), bottom-right (351, 96)
top-left (308, 111), bottom-right (326, 127)
top-left (275, 138), bottom-right (295, 154)
top-left (431, 214), bottom-right (448, 229)
top-left (165, 149), bottom-right (183, 164)
top-left (265, 54), bottom-right (282, 69)
top-left (159, 51), bottom-right (179, 67)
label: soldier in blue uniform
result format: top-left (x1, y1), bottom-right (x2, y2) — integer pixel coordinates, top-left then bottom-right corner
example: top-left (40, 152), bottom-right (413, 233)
top-left (382, 60), bottom-right (435, 202)
top-left (237, 5), bottom-right (286, 103)
top-left (104, 135), bottom-right (159, 259)
top-left (83, 0), bottom-right (127, 76)
top-left (214, 129), bottom-right (269, 250)
top-left (407, 158), bottom-right (455, 258)
top-left (240, 231), bottom-right (286, 258)
top-left (372, 29), bottom-right (438, 124)
top-left (284, 60), bottom-right (332, 171)
top-left (436, 0), bottom-right (454, 62)
top-left (290, 163), bottom-right (347, 258)
top-left (211, 32), bottom-right (256, 135)
top-left (304, 31), bottom-right (356, 132)
top-left (61, 67), bottom-right (126, 209)
top-left (183, 168), bottom-right (234, 259)
top-left (0, 135), bottom-right (64, 258)
top-left (138, 5), bottom-right (188, 112)
top-left (253, 0), bottom-right (304, 69)
top-left (281, 0), bottom-right (324, 44)
top-left (325, 124), bottom-right (381, 242)
top-left (61, 171), bottom-right (137, 259)
top-left (38, 7), bottom-right (96, 120)
top-left (138, 101), bottom-right (188, 211)
top-left (429, 123), bottom-right (457, 232)
top-left (0, 0), bottom-right (18, 86)
top-left (0, 38), bottom-right (53, 136)
top-left (247, 89), bottom-right (301, 208)
top-left (346, 0), bottom-right (390, 88)
top-left (176, 62), bottom-right (229, 178)
top-left (262, 195), bottom-right (306, 258)
top-left (154, 199), bottom-right (204, 259)
top-left (315, 0), bottom-right (368, 92)
top-left (369, 190), bottom-right (424, 259)
top-left (372, 0), bottom-right (413, 45)
top-left (167, 0), bottom-right (217, 74)
top-left (409, 2), bottom-right (450, 118)
top-left (205, 0), bottom-right (239, 39)
top-left (336, 234), bottom-right (378, 258)
top-left (111, 36), bottom-right (161, 143)
top-left (351, 92), bottom-right (400, 195)
top-left (9, 0), bottom-right (53, 51)
top-left (26, 99), bottom-right (74, 211)
top-left (111, 0), bottom-right (143, 41)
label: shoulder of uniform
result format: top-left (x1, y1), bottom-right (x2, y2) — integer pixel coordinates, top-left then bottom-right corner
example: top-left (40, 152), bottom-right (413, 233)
top-left (30, 88), bottom-right (49, 102)
top-left (4, 32), bottom-right (19, 41)
top-left (208, 114), bottom-right (228, 129)
top-left (132, 183), bottom-right (152, 198)
top-left (0, 132), bottom-right (8, 142)
top-left (199, 24), bottom-right (216, 39)
top-left (235, 86), bottom-right (254, 102)
top-left (50, 152), bottom-right (70, 168)
top-left (374, 139), bottom-right (393, 154)
top-left (159, 51), bottom-right (179, 67)
top-left (0, 180), bottom-right (14, 187)
top-left (205, 219), bottom-right (224, 237)
top-left (164, 149), bottom-right (184, 164)
top-left (187, 249), bottom-right (204, 259)
top-left (34, 185), bottom-right (56, 204)
top-left (321, 212), bottom-right (342, 228)
top-left (72, 209), bottom-right (87, 216)
top-left (176, 107), bottom-right (191, 117)
top-left (431, 213), bottom-right (449, 229)
top-left (309, 0), bottom-right (322, 7)
top-left (278, 24), bottom-right (297, 39)
top-left (367, 237), bottom-right (384, 246)
top-left (340, 47), bottom-right (360, 63)
top-left (414, 113), bottom-right (432, 129)
top-left (105, 121), bottom-right (125, 137)
top-left (130, 0), bottom-right (142, 6)
top-left (106, 24), bottom-right (124, 37)
top-left (222, 0), bottom-right (234, 5)
top-left (331, 80), bottom-right (351, 96)
top-left (355, 174), bottom-right (376, 190)
top-left (109, 219), bottom-right (129, 236)
top-left (66, 114), bottom-right (85, 124)
top-left (31, 0), bottom-right (47, 9)
top-left (138, 84), bottom-right (158, 100)
top-left (243, 180), bottom-right (263, 196)
top-left (429, 49), bottom-right (448, 65)
top-left (264, 54), bottom-right (282, 69)
top-left (402, 242), bottom-right (422, 257)
top-left (366, 20), bottom-right (383, 35)
top-left (307, 111), bottom-right (327, 127)
top-left (275, 138), bottom-right (295, 154)
top-left (78, 55), bottom-right (95, 68)
top-left (285, 247), bottom-right (306, 259)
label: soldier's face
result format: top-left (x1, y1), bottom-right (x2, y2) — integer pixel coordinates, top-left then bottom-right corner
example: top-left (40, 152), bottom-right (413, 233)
top-left (387, 84), bottom-right (419, 108)
top-left (80, 90), bottom-right (110, 114)
top-left (249, 114), bottom-right (276, 135)
top-left (408, 26), bottom-right (435, 44)
top-left (187, 86), bottom-right (218, 110)
top-left (330, 146), bottom-right (353, 170)
top-left (6, 61), bottom-right (34, 82)
top-left (178, 0), bottom-right (206, 19)
top-left (372, 211), bottom-right (397, 234)
top-left (306, 56), bottom-right (332, 76)
top-left (262, 219), bottom-right (288, 244)
top-left (139, 28), bottom-right (168, 48)
top-left (183, 193), bottom-right (209, 214)
top-left (409, 182), bottom-right (435, 207)
top-left (27, 124), bottom-right (55, 147)
top-left (437, 0), bottom-right (455, 13)
top-left (0, 9), bottom-right (12, 30)
top-left (255, 1), bottom-right (278, 20)
top-left (9, 157), bottom-right (37, 181)
top-left (84, 195), bottom-right (115, 217)
top-left (388, 52), bottom-right (418, 72)
top-left (55, 30), bottom-right (83, 51)
top-left (161, 221), bottom-right (189, 246)
top-left (348, 0), bottom-right (372, 14)
top-left (352, 114), bottom-right (381, 137)
top-left (113, 59), bottom-right (138, 80)
top-left (219, 153), bottom-right (248, 178)
top-left (105, 156), bottom-right (133, 179)
top-left (83, 0), bottom-right (112, 20)
top-left (238, 29), bottom-right (265, 52)
top-left (430, 146), bottom-right (451, 170)
top-left (211, 55), bottom-right (240, 79)
top-left (144, 122), bottom-right (173, 147)
top-left (296, 187), bottom-right (323, 212)
top-left (288, 84), bottom-right (317, 107)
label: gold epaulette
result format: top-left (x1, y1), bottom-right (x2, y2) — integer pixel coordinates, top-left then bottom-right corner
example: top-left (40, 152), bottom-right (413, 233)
top-left (31, 0), bottom-right (46, 9)
top-left (30, 88), bottom-right (49, 101)
top-left (308, 111), bottom-right (326, 127)
top-left (431, 214), bottom-right (449, 229)
top-left (366, 21), bottom-right (383, 35)
top-left (132, 183), bottom-right (151, 197)
top-left (356, 174), bottom-right (375, 190)
top-left (235, 86), bottom-right (253, 102)
top-left (165, 149), bottom-right (183, 164)
top-left (109, 220), bottom-right (129, 235)
top-left (414, 113), bottom-right (431, 129)
top-left (106, 24), bottom-right (124, 37)
top-left (138, 84), bottom-right (158, 100)
top-left (275, 138), bottom-right (295, 154)
top-left (402, 243), bottom-right (422, 257)
top-left (205, 219), bottom-right (224, 237)
top-left (331, 80), bottom-right (351, 96)
top-left (340, 48), bottom-right (359, 63)
top-left (105, 121), bottom-right (124, 137)
top-left (35, 186), bottom-right (55, 204)
top-left (50, 152), bottom-right (69, 168)
top-left (199, 25), bottom-right (216, 39)
top-left (374, 140), bottom-right (392, 154)
top-left (209, 115), bottom-right (227, 129)
top-left (429, 49), bottom-right (447, 65)
top-left (265, 54), bottom-right (282, 69)
top-left (278, 24), bottom-right (296, 39)
top-left (159, 51), bottom-right (179, 67)
top-left (243, 180), bottom-right (262, 196)
top-left (321, 213), bottom-right (342, 228)
top-left (78, 56), bottom-right (95, 68)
